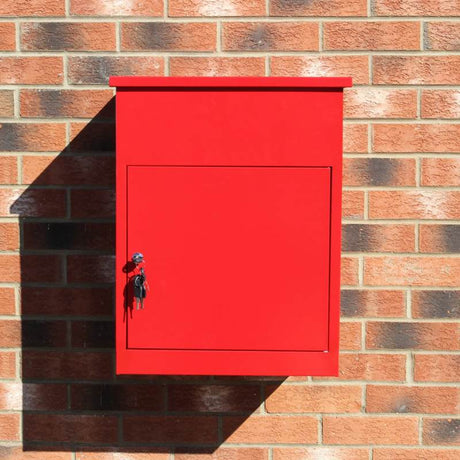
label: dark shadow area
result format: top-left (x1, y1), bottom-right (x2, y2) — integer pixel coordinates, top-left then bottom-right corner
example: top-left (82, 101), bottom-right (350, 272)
top-left (11, 98), bottom-right (285, 453)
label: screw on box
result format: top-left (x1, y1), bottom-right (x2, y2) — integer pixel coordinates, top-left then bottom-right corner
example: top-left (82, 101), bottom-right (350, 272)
top-left (131, 252), bottom-right (149, 310)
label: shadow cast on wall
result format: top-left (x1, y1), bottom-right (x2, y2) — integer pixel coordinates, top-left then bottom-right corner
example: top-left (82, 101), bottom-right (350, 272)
top-left (11, 98), bottom-right (285, 453)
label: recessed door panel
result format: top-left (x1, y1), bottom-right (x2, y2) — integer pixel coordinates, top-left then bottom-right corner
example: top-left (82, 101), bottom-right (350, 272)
top-left (126, 166), bottom-right (331, 351)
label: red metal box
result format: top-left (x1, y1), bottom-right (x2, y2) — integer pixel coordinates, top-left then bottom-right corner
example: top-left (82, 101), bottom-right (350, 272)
top-left (110, 77), bottom-right (352, 376)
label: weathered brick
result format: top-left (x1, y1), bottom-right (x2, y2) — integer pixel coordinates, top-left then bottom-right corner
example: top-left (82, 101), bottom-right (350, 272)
top-left (374, 448), bottom-right (460, 460)
top-left (170, 57), bottom-right (265, 76)
top-left (0, 352), bottom-right (16, 379)
top-left (0, 123), bottom-right (66, 152)
top-left (273, 448), bottom-right (369, 460)
top-left (0, 288), bottom-right (15, 315)
top-left (344, 88), bottom-right (417, 119)
top-left (271, 56), bottom-right (369, 84)
top-left (340, 322), bottom-right (362, 351)
top-left (425, 22), bottom-right (460, 50)
top-left (175, 449), bottom-right (268, 460)
top-left (374, 56), bottom-right (460, 85)
top-left (366, 321), bottom-right (459, 350)
top-left (170, 0), bottom-right (266, 16)
top-left (265, 385), bottom-right (362, 413)
top-left (0, 382), bottom-right (67, 411)
top-left (0, 321), bottom-right (20, 348)
top-left (0, 23), bottom-right (15, 50)
top-left (367, 385), bottom-right (459, 414)
top-left (0, 91), bottom-right (14, 116)
top-left (0, 414), bottom-right (20, 441)
top-left (0, 254), bottom-right (62, 283)
top-left (421, 158), bottom-right (460, 187)
top-left (270, 0), bottom-right (367, 16)
top-left (343, 124), bottom-right (368, 153)
top-left (374, 0), bottom-right (460, 16)
top-left (423, 418), bottom-right (460, 445)
top-left (0, 157), bottom-right (18, 185)
top-left (223, 22), bottom-right (319, 51)
top-left (121, 23), bottom-right (217, 51)
top-left (0, 0), bottom-right (65, 16)
top-left (343, 191), bottom-right (365, 220)
top-left (412, 290), bottom-right (459, 319)
top-left (414, 354), bottom-right (460, 383)
top-left (0, 57), bottom-right (62, 84)
top-left (324, 22), bottom-right (419, 50)
top-left (419, 224), bottom-right (459, 253)
top-left (341, 290), bottom-right (406, 317)
top-left (341, 257), bottom-right (359, 285)
top-left (21, 22), bottom-right (116, 51)
top-left (71, 0), bottom-right (163, 16)
top-left (0, 448), bottom-right (70, 460)
top-left (68, 56), bottom-right (164, 85)
top-left (422, 90), bottom-right (460, 119)
top-left (323, 416), bottom-right (419, 445)
top-left (369, 191), bottom-right (460, 219)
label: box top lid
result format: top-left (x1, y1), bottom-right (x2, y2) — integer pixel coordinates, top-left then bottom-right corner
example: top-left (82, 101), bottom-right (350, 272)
top-left (109, 76), bottom-right (352, 88)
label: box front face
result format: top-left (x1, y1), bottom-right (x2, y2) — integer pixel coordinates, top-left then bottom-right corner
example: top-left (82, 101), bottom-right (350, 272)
top-left (126, 165), bottom-right (331, 352)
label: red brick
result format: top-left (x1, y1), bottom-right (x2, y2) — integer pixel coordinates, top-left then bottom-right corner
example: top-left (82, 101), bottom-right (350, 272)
top-left (374, 124), bottom-right (460, 153)
top-left (0, 57), bottom-right (63, 84)
top-left (344, 158), bottom-right (416, 186)
top-left (22, 319), bottom-right (67, 348)
top-left (0, 91), bottom-right (14, 117)
top-left (265, 385), bottom-right (362, 413)
top-left (69, 121), bottom-right (115, 152)
top-left (366, 321), bottom-right (459, 350)
top-left (343, 191), bottom-right (364, 220)
top-left (340, 322), bottom-right (362, 350)
top-left (321, 353), bottom-right (406, 381)
top-left (414, 354), bottom-right (460, 383)
top-left (421, 158), bottom-right (460, 187)
top-left (77, 454), bottom-right (168, 460)
top-left (343, 224), bottom-right (415, 253)
top-left (223, 415), bottom-right (317, 443)
top-left (273, 448), bottom-right (369, 460)
top-left (412, 291), bottom-right (459, 319)
top-left (0, 23), bottom-right (15, 50)
top-left (419, 224), bottom-right (459, 253)
top-left (0, 383), bottom-right (66, 410)
top-left (422, 90), bottom-right (460, 119)
top-left (68, 56), bottom-right (164, 85)
top-left (0, 414), bottom-right (20, 441)
top-left (369, 191), bottom-right (460, 219)
top-left (0, 123), bottom-right (66, 152)
top-left (21, 89), bottom-right (114, 117)
top-left (24, 414), bottom-right (118, 444)
top-left (0, 352), bottom-right (16, 379)
top-left (21, 23), bottom-right (116, 51)
top-left (374, 0), bottom-right (460, 16)
top-left (1, 188), bottom-right (66, 218)
top-left (170, 0), bottom-right (265, 16)
top-left (22, 351), bottom-right (113, 380)
top-left (425, 22), bottom-right (460, 50)
top-left (0, 448), bottom-right (71, 460)
top-left (423, 418), bottom-right (460, 445)
top-left (71, 189), bottom-right (115, 218)
top-left (0, 321), bottom-right (20, 348)
top-left (121, 23), bottom-right (216, 51)
top-left (0, 157), bottom-right (17, 185)
top-left (343, 124), bottom-right (368, 153)
top-left (341, 257), bottom-right (359, 285)
top-left (323, 416), bottom-right (419, 445)
top-left (223, 22), bottom-right (318, 51)
top-left (21, 287), bottom-right (113, 317)
top-left (341, 290), bottom-right (406, 317)
top-left (374, 56), bottom-right (460, 85)
top-left (168, 384), bottom-right (260, 413)
top-left (67, 255), bottom-right (114, 283)
top-left (0, 0), bottom-right (65, 16)
top-left (324, 22), bottom-right (419, 50)
top-left (123, 416), bottom-right (218, 444)
top-left (374, 448), bottom-right (460, 460)
top-left (22, 155), bottom-right (114, 186)
top-left (71, 0), bottom-right (163, 16)
top-left (367, 385), bottom-right (458, 414)
top-left (0, 288), bottom-right (15, 315)
top-left (270, 0), bottom-right (367, 16)
top-left (271, 56), bottom-right (369, 84)
top-left (71, 321), bottom-right (114, 349)
top-left (0, 223), bottom-right (18, 251)
top-left (344, 88), bottom-right (417, 119)
top-left (170, 57), bottom-right (265, 76)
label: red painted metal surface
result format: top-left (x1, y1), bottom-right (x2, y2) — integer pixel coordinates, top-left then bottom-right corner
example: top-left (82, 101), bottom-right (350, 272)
top-left (111, 77), bottom-right (351, 375)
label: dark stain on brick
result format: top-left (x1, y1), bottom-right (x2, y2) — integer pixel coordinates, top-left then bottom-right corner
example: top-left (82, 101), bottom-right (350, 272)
top-left (25, 23), bottom-right (77, 51)
top-left (23, 222), bottom-right (115, 251)
top-left (71, 384), bottom-right (165, 411)
top-left (127, 23), bottom-right (178, 50)
top-left (36, 90), bottom-right (66, 117)
top-left (241, 25), bottom-right (273, 50)
top-left (414, 290), bottom-right (460, 318)
top-left (442, 225), bottom-right (460, 253)
top-left (71, 320), bottom-right (114, 348)
top-left (22, 320), bottom-right (67, 348)
top-left (367, 158), bottom-right (396, 186)
top-left (426, 419), bottom-right (460, 443)
top-left (0, 124), bottom-right (25, 151)
top-left (342, 224), bottom-right (375, 252)
top-left (340, 290), bottom-right (364, 316)
top-left (274, 0), bottom-right (315, 11)
top-left (374, 323), bottom-right (419, 349)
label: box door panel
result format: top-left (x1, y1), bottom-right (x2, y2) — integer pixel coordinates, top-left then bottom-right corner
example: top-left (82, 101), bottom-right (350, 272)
top-left (126, 166), bottom-right (331, 351)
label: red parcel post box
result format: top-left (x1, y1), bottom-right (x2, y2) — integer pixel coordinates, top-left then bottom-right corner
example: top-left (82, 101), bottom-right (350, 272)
top-left (110, 77), bottom-right (352, 376)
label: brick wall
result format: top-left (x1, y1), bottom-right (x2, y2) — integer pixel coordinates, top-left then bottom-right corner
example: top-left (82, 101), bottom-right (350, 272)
top-left (0, 1), bottom-right (459, 459)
